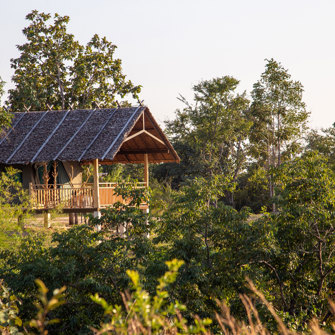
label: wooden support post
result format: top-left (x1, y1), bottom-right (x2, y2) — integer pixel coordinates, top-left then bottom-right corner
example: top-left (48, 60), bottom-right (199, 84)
top-left (44, 212), bottom-right (51, 228)
top-left (93, 159), bottom-right (100, 211)
top-left (69, 213), bottom-right (78, 225)
top-left (144, 153), bottom-right (149, 188)
top-left (43, 162), bottom-right (49, 207)
top-left (29, 182), bottom-right (33, 207)
top-left (18, 215), bottom-right (25, 230)
top-left (143, 153), bottom-right (150, 223)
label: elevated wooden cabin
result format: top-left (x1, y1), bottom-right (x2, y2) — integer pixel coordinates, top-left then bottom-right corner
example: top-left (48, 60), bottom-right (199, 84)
top-left (0, 106), bottom-right (179, 215)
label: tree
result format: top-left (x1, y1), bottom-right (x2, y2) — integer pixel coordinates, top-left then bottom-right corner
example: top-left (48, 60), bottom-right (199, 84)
top-left (246, 153), bottom-right (335, 325)
top-left (305, 125), bottom-right (335, 171)
top-left (156, 175), bottom-right (252, 317)
top-left (163, 76), bottom-right (251, 195)
top-left (248, 59), bottom-right (309, 210)
top-left (0, 77), bottom-right (12, 128)
top-left (0, 77), bottom-right (4, 101)
top-left (7, 10), bottom-right (141, 111)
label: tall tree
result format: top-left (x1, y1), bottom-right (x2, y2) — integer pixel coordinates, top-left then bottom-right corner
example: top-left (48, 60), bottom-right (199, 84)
top-left (0, 77), bottom-right (12, 128)
top-left (165, 76), bottom-right (251, 186)
top-left (249, 59), bottom-right (309, 209)
top-left (305, 125), bottom-right (335, 171)
top-left (7, 10), bottom-right (141, 111)
top-left (252, 153), bottom-right (335, 321)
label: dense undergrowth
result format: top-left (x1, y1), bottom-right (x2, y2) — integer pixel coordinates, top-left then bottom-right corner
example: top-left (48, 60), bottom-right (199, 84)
top-left (1, 153), bottom-right (335, 334)
top-left (2, 259), bottom-right (335, 334)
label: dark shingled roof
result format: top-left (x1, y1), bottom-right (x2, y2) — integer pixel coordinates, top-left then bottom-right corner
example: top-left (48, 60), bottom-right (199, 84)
top-left (0, 106), bottom-right (180, 165)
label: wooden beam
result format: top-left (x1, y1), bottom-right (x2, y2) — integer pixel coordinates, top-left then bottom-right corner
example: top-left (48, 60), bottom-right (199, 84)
top-left (144, 131), bottom-right (165, 145)
top-left (144, 153), bottom-right (149, 188)
top-left (124, 129), bottom-right (145, 142)
top-left (93, 159), bottom-right (100, 209)
top-left (143, 110), bottom-right (180, 163)
top-left (117, 148), bottom-right (169, 155)
top-left (90, 158), bottom-right (178, 165)
top-left (124, 129), bottom-right (165, 145)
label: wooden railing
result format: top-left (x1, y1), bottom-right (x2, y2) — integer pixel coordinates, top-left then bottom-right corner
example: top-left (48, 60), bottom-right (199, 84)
top-left (30, 183), bottom-right (94, 209)
top-left (29, 182), bottom-right (147, 210)
top-left (99, 182), bottom-right (147, 207)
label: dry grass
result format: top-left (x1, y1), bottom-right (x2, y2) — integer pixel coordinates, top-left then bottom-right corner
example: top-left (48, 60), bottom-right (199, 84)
top-left (93, 278), bottom-right (335, 335)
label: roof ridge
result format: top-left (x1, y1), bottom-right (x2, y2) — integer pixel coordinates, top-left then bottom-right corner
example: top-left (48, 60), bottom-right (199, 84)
top-left (11, 106), bottom-right (146, 114)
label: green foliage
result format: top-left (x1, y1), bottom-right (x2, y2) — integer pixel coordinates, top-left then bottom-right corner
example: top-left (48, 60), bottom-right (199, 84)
top-left (243, 152), bottom-right (335, 327)
top-left (0, 167), bottom-right (30, 223)
top-left (247, 59), bottom-right (309, 210)
top-left (164, 76), bottom-right (251, 189)
top-left (3, 155), bottom-right (335, 332)
top-left (0, 76), bottom-right (4, 101)
top-left (0, 281), bottom-right (23, 335)
top-left (0, 167), bottom-right (31, 250)
top-left (149, 179), bottom-right (174, 217)
top-left (91, 259), bottom-right (211, 334)
top-left (29, 279), bottom-right (66, 335)
top-left (305, 125), bottom-right (335, 172)
top-left (7, 10), bottom-right (141, 111)
top-left (0, 76), bottom-right (12, 129)
top-left (234, 164), bottom-right (270, 212)
top-left (1, 214), bottom-right (154, 333)
top-left (155, 175), bottom-right (252, 317)
top-left (89, 180), bottom-right (151, 236)
top-left (0, 177), bottom-right (154, 333)
top-left (249, 58), bottom-right (309, 167)
top-left (4, 269), bottom-right (335, 334)
top-left (1, 226), bottom-right (119, 333)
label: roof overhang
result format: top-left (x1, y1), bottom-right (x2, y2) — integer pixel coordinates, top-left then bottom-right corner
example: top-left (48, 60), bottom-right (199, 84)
top-left (100, 107), bottom-right (180, 164)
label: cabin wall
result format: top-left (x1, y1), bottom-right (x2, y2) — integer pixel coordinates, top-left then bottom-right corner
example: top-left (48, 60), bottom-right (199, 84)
top-left (22, 165), bottom-right (37, 189)
top-left (0, 162), bottom-right (82, 189)
top-left (62, 161), bottom-right (82, 185)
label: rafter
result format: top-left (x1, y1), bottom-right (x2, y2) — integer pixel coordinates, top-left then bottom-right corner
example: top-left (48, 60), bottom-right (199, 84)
top-left (124, 129), bottom-right (165, 145)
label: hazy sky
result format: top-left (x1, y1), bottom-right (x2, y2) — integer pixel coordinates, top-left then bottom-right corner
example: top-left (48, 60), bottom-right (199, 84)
top-left (0, 0), bottom-right (334, 129)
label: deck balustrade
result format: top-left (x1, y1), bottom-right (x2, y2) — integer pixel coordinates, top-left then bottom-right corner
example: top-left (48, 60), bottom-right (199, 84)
top-left (29, 182), bottom-right (147, 210)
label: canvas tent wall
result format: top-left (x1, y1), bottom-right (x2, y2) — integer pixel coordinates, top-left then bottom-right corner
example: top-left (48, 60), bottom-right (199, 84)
top-left (0, 161), bottom-right (82, 189)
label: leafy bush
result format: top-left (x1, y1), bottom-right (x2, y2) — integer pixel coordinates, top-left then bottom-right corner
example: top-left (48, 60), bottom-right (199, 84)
top-left (3, 261), bottom-right (335, 334)
top-left (0, 167), bottom-right (31, 252)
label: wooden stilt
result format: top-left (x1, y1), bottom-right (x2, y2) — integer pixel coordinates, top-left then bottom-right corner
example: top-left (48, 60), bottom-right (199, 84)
top-left (93, 158), bottom-right (100, 213)
top-left (44, 212), bottom-right (51, 228)
top-left (143, 153), bottom-right (150, 235)
top-left (93, 159), bottom-right (100, 209)
top-left (144, 153), bottom-right (149, 188)
top-left (69, 213), bottom-right (74, 225)
top-left (43, 162), bottom-right (49, 208)
top-left (18, 215), bottom-right (25, 230)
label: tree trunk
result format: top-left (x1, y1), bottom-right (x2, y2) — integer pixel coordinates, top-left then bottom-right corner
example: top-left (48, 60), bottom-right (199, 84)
top-left (56, 63), bottom-right (65, 110)
top-left (277, 111), bottom-right (281, 167)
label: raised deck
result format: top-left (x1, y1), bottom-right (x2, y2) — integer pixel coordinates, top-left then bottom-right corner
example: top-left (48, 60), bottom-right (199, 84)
top-left (29, 182), bottom-right (148, 212)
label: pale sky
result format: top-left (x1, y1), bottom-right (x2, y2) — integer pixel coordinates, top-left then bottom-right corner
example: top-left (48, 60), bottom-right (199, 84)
top-left (0, 0), bottom-right (334, 129)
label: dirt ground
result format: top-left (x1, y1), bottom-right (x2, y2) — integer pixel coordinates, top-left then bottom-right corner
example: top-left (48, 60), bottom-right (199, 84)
top-left (25, 213), bottom-right (89, 231)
